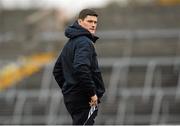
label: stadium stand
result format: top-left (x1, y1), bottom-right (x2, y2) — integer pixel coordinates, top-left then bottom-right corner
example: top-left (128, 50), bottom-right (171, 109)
top-left (0, 3), bottom-right (180, 125)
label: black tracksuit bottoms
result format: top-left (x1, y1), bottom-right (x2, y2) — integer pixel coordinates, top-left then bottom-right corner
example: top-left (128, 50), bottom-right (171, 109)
top-left (64, 99), bottom-right (98, 125)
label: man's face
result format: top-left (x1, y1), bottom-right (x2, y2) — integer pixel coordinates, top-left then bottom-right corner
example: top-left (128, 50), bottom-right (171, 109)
top-left (78, 15), bottom-right (98, 34)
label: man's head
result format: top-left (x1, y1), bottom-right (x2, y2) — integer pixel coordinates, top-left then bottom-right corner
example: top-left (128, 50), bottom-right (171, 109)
top-left (78, 9), bottom-right (98, 35)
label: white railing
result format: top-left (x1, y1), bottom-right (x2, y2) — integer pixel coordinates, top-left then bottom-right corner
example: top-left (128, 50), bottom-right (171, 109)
top-left (1, 29), bottom-right (180, 43)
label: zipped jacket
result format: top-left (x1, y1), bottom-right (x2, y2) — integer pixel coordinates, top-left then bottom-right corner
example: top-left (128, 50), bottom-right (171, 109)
top-left (53, 21), bottom-right (105, 102)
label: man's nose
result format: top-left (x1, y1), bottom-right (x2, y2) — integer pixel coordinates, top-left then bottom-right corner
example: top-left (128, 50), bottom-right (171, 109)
top-left (92, 22), bottom-right (96, 27)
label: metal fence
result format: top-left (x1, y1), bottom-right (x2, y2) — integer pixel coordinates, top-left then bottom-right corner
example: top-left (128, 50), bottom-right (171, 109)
top-left (0, 29), bottom-right (180, 124)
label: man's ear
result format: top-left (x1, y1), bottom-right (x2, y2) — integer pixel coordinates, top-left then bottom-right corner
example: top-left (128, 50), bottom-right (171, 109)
top-left (78, 19), bottom-right (82, 24)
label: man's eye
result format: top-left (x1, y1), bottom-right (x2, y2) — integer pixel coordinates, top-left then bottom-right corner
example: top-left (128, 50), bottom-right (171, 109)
top-left (87, 20), bottom-right (97, 24)
top-left (88, 20), bottom-right (93, 23)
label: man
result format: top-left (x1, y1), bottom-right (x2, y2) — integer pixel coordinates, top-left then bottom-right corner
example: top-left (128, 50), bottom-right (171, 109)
top-left (53, 8), bottom-right (105, 125)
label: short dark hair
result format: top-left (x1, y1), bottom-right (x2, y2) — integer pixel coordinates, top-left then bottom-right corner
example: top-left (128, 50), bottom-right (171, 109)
top-left (78, 9), bottom-right (98, 20)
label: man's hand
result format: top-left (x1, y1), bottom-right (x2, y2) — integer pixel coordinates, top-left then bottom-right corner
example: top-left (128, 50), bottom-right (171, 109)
top-left (89, 94), bottom-right (98, 107)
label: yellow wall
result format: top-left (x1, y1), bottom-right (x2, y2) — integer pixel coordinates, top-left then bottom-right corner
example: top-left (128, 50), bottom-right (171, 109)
top-left (158, 0), bottom-right (180, 5)
top-left (0, 52), bottom-right (55, 91)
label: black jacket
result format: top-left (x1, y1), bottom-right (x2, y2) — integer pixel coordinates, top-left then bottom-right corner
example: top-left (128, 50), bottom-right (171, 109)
top-left (53, 21), bottom-right (105, 102)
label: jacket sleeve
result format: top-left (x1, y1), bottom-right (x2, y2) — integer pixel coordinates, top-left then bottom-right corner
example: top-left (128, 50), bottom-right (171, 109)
top-left (73, 41), bottom-right (96, 97)
top-left (53, 54), bottom-right (65, 89)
